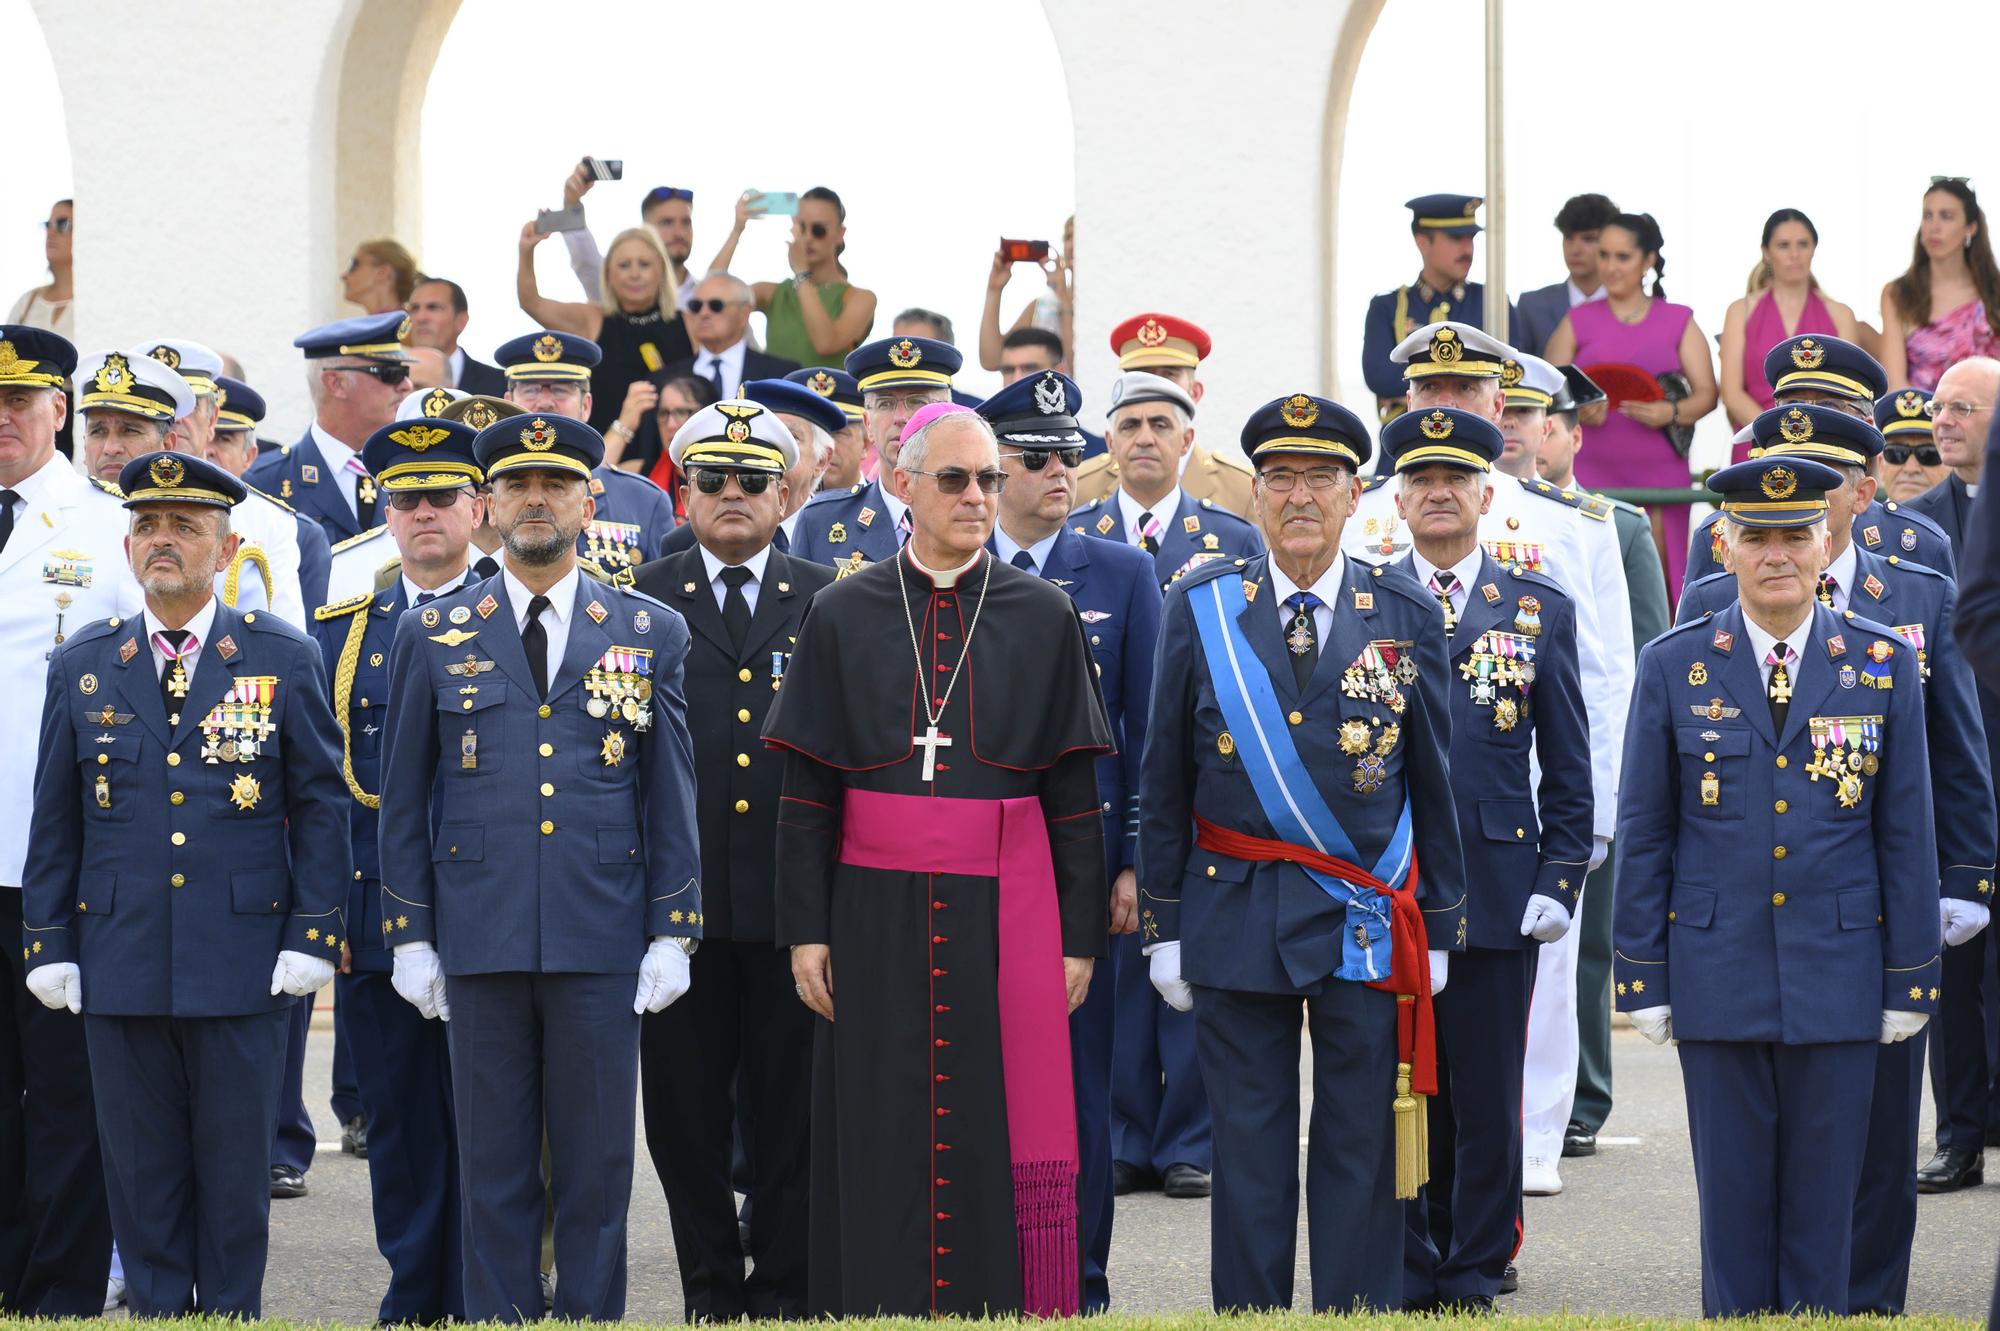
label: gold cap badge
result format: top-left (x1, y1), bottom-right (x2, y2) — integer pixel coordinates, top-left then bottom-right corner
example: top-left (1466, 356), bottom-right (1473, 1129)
top-left (520, 417), bottom-right (557, 451)
top-left (1419, 409), bottom-right (1455, 440)
top-left (1431, 327), bottom-right (1461, 364)
top-left (1778, 407), bottom-right (1814, 444)
top-left (148, 344), bottom-right (181, 370)
top-left (1500, 359), bottom-right (1524, 388)
top-left (1790, 338), bottom-right (1826, 370)
top-left (395, 315), bottom-right (413, 341)
top-left (1761, 465), bottom-right (1798, 500)
top-left (95, 353), bottom-right (133, 394)
top-left (887, 339), bottom-right (922, 369)
top-left (1136, 319), bottom-right (1168, 347)
top-left (149, 456), bottom-right (186, 489)
top-left (391, 425), bottom-right (450, 452)
top-left (807, 371), bottom-right (836, 396)
top-left (1896, 391), bottom-right (1927, 419)
top-left (533, 334), bottom-right (563, 363)
top-left (1279, 394), bottom-right (1319, 429)
top-left (421, 387), bottom-right (452, 417)
top-left (463, 402), bottom-right (500, 430)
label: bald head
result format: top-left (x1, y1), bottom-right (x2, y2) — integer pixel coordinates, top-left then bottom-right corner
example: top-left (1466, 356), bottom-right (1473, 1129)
top-left (1931, 356), bottom-right (2000, 482)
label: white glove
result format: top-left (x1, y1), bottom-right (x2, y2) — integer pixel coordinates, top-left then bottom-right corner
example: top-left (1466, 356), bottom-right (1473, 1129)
top-left (634, 938), bottom-right (692, 1014)
top-left (392, 941), bottom-right (450, 1021)
top-left (1587, 836), bottom-right (1610, 874)
top-left (1520, 894), bottom-right (1573, 943)
top-left (1428, 949), bottom-right (1448, 996)
top-left (1629, 1005), bottom-right (1673, 1045)
top-left (271, 950), bottom-right (336, 997)
top-left (1147, 940), bottom-right (1193, 1012)
top-left (25, 962), bottom-right (80, 1014)
top-left (1880, 1009), bottom-right (1929, 1044)
top-left (1941, 899), bottom-right (1991, 948)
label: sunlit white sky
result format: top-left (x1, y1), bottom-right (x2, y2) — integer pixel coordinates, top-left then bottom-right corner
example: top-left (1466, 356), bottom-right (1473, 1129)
top-left (3, 0), bottom-right (1995, 455)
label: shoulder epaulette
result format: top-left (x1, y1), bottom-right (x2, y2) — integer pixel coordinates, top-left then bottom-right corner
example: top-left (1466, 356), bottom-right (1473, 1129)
top-left (1653, 612), bottom-right (1715, 640)
top-left (619, 583), bottom-right (669, 611)
top-left (1576, 493), bottom-right (1613, 521)
top-left (1074, 454), bottom-right (1116, 477)
top-left (1506, 565), bottom-right (1573, 600)
top-left (330, 524), bottom-right (390, 554)
top-left (1358, 473), bottom-right (1392, 495)
top-left (1173, 554), bottom-right (1252, 592)
top-left (64, 616), bottom-right (125, 646)
top-left (247, 483), bottom-right (296, 513)
top-left (803, 485), bottom-right (851, 507)
top-left (611, 566), bottom-right (636, 589)
top-left (314, 591), bottom-right (374, 622)
top-left (1366, 559), bottom-right (1448, 610)
top-left (88, 476), bottom-right (124, 498)
top-left (1522, 478), bottom-right (1583, 509)
top-left (1212, 451), bottom-right (1254, 477)
top-left (579, 557), bottom-right (612, 585)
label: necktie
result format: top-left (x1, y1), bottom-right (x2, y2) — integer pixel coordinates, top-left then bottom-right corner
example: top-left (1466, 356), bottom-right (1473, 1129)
top-left (154, 628), bottom-right (195, 728)
top-left (522, 594), bottom-right (551, 699)
top-left (1817, 574), bottom-right (1836, 609)
top-left (705, 357), bottom-right (726, 401)
top-left (1765, 645), bottom-right (1795, 735)
top-left (1136, 510), bottom-right (1160, 555)
top-left (347, 456), bottom-right (377, 528)
top-left (719, 565), bottom-right (754, 652)
top-left (0, 489), bottom-right (19, 553)
top-left (474, 555), bottom-right (500, 580)
top-left (414, 590), bottom-right (438, 606)
top-left (1429, 571), bottom-right (1459, 637)
top-left (1284, 591), bottom-right (1321, 690)
top-left (1010, 550), bottom-right (1037, 575)
top-left (897, 509), bottom-right (912, 542)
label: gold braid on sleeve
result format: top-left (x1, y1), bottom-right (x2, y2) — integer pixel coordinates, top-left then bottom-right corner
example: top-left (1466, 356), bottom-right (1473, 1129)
top-left (223, 544), bottom-right (274, 609)
top-left (332, 607), bottom-right (380, 809)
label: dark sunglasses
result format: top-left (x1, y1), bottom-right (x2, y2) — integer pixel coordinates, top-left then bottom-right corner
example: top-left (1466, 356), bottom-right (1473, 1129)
top-left (692, 468), bottom-right (775, 495)
top-left (804, 222), bottom-right (829, 239)
top-left (1009, 447), bottom-right (1085, 471)
top-left (903, 467), bottom-right (1007, 496)
top-left (1883, 444), bottom-right (1942, 467)
top-left (646, 186), bottom-right (694, 206)
top-left (42, 217), bottom-right (70, 234)
top-left (687, 298), bottom-right (738, 314)
top-left (387, 488), bottom-right (473, 511)
top-left (328, 363), bottom-right (411, 386)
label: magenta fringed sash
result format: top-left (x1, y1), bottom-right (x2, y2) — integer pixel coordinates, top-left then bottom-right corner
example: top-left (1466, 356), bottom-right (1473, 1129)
top-left (838, 789), bottom-right (1080, 1317)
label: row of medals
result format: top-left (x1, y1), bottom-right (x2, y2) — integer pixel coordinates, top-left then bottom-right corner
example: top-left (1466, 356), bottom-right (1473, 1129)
top-left (586, 651), bottom-right (654, 770)
top-left (1339, 642), bottom-right (1413, 793)
top-left (1805, 715), bottom-right (1883, 809)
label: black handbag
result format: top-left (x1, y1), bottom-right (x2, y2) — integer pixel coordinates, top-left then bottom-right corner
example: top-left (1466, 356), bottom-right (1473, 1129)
top-left (1657, 371), bottom-right (1696, 458)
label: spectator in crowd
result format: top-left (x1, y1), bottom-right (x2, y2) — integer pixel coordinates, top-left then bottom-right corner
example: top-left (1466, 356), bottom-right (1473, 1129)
top-left (1875, 388), bottom-right (1950, 501)
top-left (516, 222), bottom-right (692, 435)
top-left (784, 366), bottom-right (868, 490)
top-left (560, 167), bottom-right (698, 311)
top-left (1512, 193), bottom-right (1617, 357)
top-left (1881, 178), bottom-right (2000, 392)
top-left (8, 198), bottom-right (72, 336)
top-left (710, 187), bottom-right (876, 365)
top-left (1717, 209), bottom-right (1861, 429)
top-left (403, 276), bottom-right (505, 395)
top-left (979, 218), bottom-right (1074, 372)
top-left (627, 374), bottom-right (718, 494)
top-left (992, 327), bottom-right (1106, 460)
top-left (665, 274), bottom-right (800, 402)
top-left (341, 239), bottom-right (419, 315)
top-left (1543, 212), bottom-right (1717, 592)
top-left (405, 346), bottom-right (450, 391)
top-left (892, 308), bottom-right (954, 344)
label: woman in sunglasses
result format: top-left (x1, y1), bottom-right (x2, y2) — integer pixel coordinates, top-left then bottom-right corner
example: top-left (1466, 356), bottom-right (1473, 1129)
top-left (709, 186), bottom-right (876, 366)
top-left (1875, 389), bottom-right (1950, 502)
top-left (342, 238), bottom-right (420, 315)
top-left (7, 199), bottom-right (71, 338)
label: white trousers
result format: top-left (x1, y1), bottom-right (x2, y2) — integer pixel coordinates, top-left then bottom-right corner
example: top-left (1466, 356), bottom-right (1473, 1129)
top-left (1522, 878), bottom-right (1584, 1164)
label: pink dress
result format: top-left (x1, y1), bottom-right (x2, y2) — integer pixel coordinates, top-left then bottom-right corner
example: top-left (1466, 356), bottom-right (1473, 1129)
top-left (1567, 298), bottom-right (1696, 592)
top-left (1904, 299), bottom-right (2000, 392)
top-left (1742, 287), bottom-right (1837, 410)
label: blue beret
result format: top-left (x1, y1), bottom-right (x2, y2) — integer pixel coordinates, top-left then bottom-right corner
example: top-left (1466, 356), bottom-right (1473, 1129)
top-left (1875, 389), bottom-right (1933, 439)
top-left (1406, 194), bottom-right (1484, 235)
top-left (976, 370), bottom-right (1083, 447)
top-left (845, 336), bottom-right (960, 394)
top-left (494, 331), bottom-right (602, 382)
top-left (363, 419), bottom-right (483, 490)
top-left (1764, 334), bottom-right (1885, 404)
top-left (1751, 402), bottom-right (1883, 466)
top-left (118, 450), bottom-right (246, 509)
top-left (744, 377), bottom-right (846, 438)
top-left (1382, 407), bottom-right (1502, 473)
top-left (212, 376), bottom-right (267, 430)
top-left (786, 366), bottom-right (863, 421)
top-left (473, 412), bottom-right (604, 481)
top-left (1708, 456), bottom-right (1844, 529)
top-left (295, 311), bottom-right (413, 362)
top-left (1240, 393), bottom-right (1373, 469)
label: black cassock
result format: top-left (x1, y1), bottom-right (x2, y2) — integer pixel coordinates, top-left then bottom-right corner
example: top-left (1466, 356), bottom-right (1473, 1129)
top-left (765, 549), bottom-right (1112, 1317)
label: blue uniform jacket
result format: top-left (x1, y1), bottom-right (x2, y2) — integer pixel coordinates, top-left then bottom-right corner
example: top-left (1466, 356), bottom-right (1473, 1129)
top-left (22, 605), bottom-right (351, 1016)
top-left (1394, 552), bottom-right (1593, 947)
top-left (990, 527), bottom-right (1162, 871)
top-left (583, 466), bottom-right (676, 568)
top-left (1360, 280), bottom-right (1511, 402)
top-left (294, 508), bottom-right (333, 613)
top-left (1683, 497), bottom-right (1955, 591)
top-left (1137, 554), bottom-right (1467, 994)
top-left (1679, 552), bottom-right (1994, 903)
top-left (1613, 603), bottom-right (1941, 1043)
top-left (376, 574), bottom-right (702, 975)
top-left (246, 431), bottom-right (365, 543)
top-left (788, 478), bottom-right (904, 569)
top-left (1069, 490), bottom-right (1264, 594)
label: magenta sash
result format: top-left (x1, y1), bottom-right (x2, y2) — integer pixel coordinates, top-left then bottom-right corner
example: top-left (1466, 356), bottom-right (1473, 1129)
top-left (838, 788), bottom-right (1079, 1317)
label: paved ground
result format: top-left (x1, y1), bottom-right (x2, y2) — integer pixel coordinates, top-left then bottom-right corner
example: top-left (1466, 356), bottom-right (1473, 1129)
top-left (268, 1016), bottom-right (1999, 1322)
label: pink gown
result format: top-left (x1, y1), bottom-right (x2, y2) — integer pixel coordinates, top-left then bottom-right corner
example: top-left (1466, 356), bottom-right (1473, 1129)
top-left (1568, 298), bottom-right (1696, 591)
top-left (1904, 299), bottom-right (2000, 393)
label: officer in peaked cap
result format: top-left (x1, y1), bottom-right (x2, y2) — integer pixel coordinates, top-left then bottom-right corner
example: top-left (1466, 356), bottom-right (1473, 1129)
top-left (786, 335), bottom-right (960, 570)
top-left (494, 331), bottom-right (675, 573)
top-left (786, 366), bottom-right (868, 491)
top-left (1617, 453), bottom-right (1938, 1315)
top-left (133, 339), bottom-right (226, 455)
top-left (743, 377), bottom-right (842, 543)
top-left (977, 369), bottom-right (1161, 1306)
top-left (1140, 390), bottom-right (1465, 1312)
top-left (1362, 196), bottom-right (1511, 420)
top-left (1875, 390), bottom-right (1946, 504)
top-left (376, 410), bottom-right (699, 1322)
top-left (22, 448), bottom-right (349, 1316)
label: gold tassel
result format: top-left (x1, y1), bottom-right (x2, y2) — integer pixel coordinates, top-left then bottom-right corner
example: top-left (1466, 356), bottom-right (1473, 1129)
top-left (1393, 1061), bottom-right (1426, 1200)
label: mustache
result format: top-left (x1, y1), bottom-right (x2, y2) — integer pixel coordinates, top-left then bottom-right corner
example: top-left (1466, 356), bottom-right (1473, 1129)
top-left (143, 547), bottom-right (184, 567)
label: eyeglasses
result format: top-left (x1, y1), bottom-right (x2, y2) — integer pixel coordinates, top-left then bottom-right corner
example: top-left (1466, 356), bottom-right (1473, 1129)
top-left (1257, 467), bottom-right (1348, 493)
top-left (864, 391), bottom-right (949, 413)
top-left (801, 222), bottom-right (830, 240)
top-left (1004, 447), bottom-right (1085, 471)
top-left (1930, 175), bottom-right (1971, 186)
top-left (687, 298), bottom-right (741, 314)
top-left (387, 488), bottom-right (473, 511)
top-left (1931, 399), bottom-right (1988, 420)
top-left (692, 468), bottom-right (774, 495)
top-left (645, 186), bottom-right (694, 206)
top-left (1883, 444), bottom-right (1943, 466)
top-left (902, 467), bottom-right (1008, 496)
top-left (327, 363), bottom-right (411, 386)
top-left (42, 217), bottom-right (70, 234)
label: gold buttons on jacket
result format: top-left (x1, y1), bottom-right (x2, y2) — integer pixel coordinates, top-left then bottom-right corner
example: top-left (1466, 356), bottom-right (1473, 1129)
top-left (540, 783), bottom-right (555, 797)
top-left (539, 743), bottom-right (554, 757)
top-left (734, 799), bottom-right (749, 814)
top-left (540, 820), bottom-right (554, 836)
top-left (538, 705), bottom-right (552, 719)
top-left (170, 874), bottom-right (185, 888)
top-left (96, 753), bottom-right (108, 765)
top-left (737, 709), bottom-right (752, 723)
top-left (167, 753), bottom-right (181, 767)
top-left (170, 791), bottom-right (184, 805)
top-left (1206, 866), bottom-right (1216, 877)
top-left (1774, 800), bottom-right (1788, 814)
top-left (739, 668), bottom-right (753, 683)
top-left (1771, 892), bottom-right (1787, 906)
top-left (171, 832), bottom-right (186, 846)
top-left (1775, 755), bottom-right (1788, 769)
top-left (1288, 711), bottom-right (1303, 725)
top-left (1703, 751), bottom-right (1715, 763)
top-left (1772, 846), bottom-right (1787, 860)
top-left (462, 699), bottom-right (474, 710)
top-left (736, 753), bottom-right (750, 767)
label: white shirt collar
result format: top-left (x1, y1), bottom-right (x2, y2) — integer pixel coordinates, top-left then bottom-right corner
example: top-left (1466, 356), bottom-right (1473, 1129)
top-left (875, 478), bottom-right (908, 531)
top-left (309, 421), bottom-right (360, 473)
top-left (1566, 278), bottom-right (1606, 306)
top-left (6, 450), bottom-right (72, 510)
top-left (401, 566), bottom-right (472, 607)
top-left (1268, 552), bottom-right (1345, 610)
top-left (1824, 541), bottom-right (1858, 605)
top-left (1740, 605), bottom-right (1813, 673)
top-left (779, 509), bottom-right (803, 544)
top-left (503, 563), bottom-right (579, 628)
top-left (144, 596), bottom-right (220, 657)
top-left (696, 339), bottom-right (748, 373)
top-left (698, 542), bottom-right (772, 588)
top-left (447, 347), bottom-right (467, 386)
top-left (992, 521), bottom-right (1061, 573)
top-left (1116, 483), bottom-right (1183, 542)
top-left (1409, 545), bottom-right (1484, 604)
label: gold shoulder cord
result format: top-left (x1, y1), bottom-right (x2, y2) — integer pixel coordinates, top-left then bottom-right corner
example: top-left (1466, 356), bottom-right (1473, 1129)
top-left (222, 544), bottom-right (274, 609)
top-left (333, 608), bottom-right (380, 808)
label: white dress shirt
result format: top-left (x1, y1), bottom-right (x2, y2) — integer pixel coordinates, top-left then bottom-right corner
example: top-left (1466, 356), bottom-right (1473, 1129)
top-left (1116, 484), bottom-right (1183, 547)
top-left (1741, 608), bottom-right (1813, 689)
top-left (1566, 279), bottom-right (1607, 307)
top-left (1267, 553), bottom-right (1342, 646)
top-left (503, 564), bottom-right (579, 685)
top-left (447, 348), bottom-right (467, 388)
top-left (699, 542), bottom-right (771, 614)
top-left (401, 567), bottom-right (473, 609)
top-left (694, 340), bottom-right (749, 401)
top-left (991, 522), bottom-right (1060, 576)
top-left (875, 481), bottom-right (910, 535)
top-left (310, 422), bottom-right (366, 519)
top-left (1821, 541), bottom-right (1858, 614)
top-left (1409, 546), bottom-right (1485, 620)
top-left (144, 597), bottom-right (221, 690)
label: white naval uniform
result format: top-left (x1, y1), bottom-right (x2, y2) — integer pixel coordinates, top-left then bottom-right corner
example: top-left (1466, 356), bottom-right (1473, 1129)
top-left (217, 486), bottom-right (306, 627)
top-left (321, 524), bottom-right (394, 608)
top-left (7, 458), bottom-right (146, 885)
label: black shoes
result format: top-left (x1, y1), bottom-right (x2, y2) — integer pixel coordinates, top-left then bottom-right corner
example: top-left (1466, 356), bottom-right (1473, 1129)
top-left (1915, 1147), bottom-right (1984, 1193)
top-left (341, 1114), bottom-right (369, 1158)
top-left (1112, 1161), bottom-right (1154, 1195)
top-left (1562, 1122), bottom-right (1597, 1158)
top-left (1499, 1262), bottom-right (1519, 1294)
top-left (1161, 1163), bottom-right (1212, 1199)
top-left (269, 1164), bottom-right (308, 1199)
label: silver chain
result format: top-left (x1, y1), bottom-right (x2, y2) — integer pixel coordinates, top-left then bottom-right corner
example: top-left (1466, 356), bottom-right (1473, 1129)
top-left (897, 551), bottom-right (993, 726)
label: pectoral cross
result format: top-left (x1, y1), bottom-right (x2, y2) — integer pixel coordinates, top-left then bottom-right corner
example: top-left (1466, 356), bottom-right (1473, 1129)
top-left (913, 722), bottom-right (953, 780)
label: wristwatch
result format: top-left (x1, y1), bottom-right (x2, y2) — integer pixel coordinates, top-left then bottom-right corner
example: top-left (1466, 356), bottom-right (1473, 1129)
top-left (673, 936), bottom-right (698, 957)
top-left (791, 271), bottom-right (813, 288)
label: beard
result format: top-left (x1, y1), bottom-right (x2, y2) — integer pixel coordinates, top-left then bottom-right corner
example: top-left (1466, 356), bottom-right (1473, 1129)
top-left (501, 506), bottom-right (582, 566)
top-left (136, 548), bottom-right (207, 598)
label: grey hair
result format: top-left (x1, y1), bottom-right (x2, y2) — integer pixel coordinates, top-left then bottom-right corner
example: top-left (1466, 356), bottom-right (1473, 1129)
top-left (1110, 399), bottom-right (1189, 436)
top-left (805, 421), bottom-right (834, 465)
top-left (894, 307), bottom-right (955, 344)
top-left (896, 411), bottom-right (995, 475)
top-left (698, 271), bottom-right (754, 306)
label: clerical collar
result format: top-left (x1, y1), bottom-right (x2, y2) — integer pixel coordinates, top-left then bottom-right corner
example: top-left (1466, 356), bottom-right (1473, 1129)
top-left (992, 521), bottom-right (1060, 573)
top-left (1414, 275), bottom-right (1468, 305)
top-left (904, 544), bottom-right (983, 589)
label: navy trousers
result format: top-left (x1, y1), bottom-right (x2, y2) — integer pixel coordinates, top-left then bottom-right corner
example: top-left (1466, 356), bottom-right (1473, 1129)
top-left (1195, 981), bottom-right (1402, 1313)
top-left (1111, 932), bottom-right (1211, 1174)
top-left (1404, 944), bottom-right (1536, 1306)
top-left (329, 989), bottom-right (364, 1126)
top-left (86, 1009), bottom-right (288, 1318)
top-left (1849, 1028), bottom-right (1926, 1313)
top-left (448, 971), bottom-right (639, 1324)
top-left (0, 888), bottom-right (112, 1316)
top-left (1071, 938), bottom-right (1116, 1312)
top-left (270, 995), bottom-right (316, 1174)
top-left (342, 970), bottom-right (463, 1323)
top-left (1679, 1039), bottom-right (1875, 1316)
top-left (1932, 926), bottom-right (1996, 1152)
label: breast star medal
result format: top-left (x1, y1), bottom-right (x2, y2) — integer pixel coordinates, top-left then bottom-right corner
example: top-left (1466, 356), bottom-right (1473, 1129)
top-left (1338, 719), bottom-right (1372, 755)
top-left (228, 773), bottom-right (261, 811)
top-left (1493, 697), bottom-right (1520, 732)
top-left (1352, 754), bottom-right (1386, 794)
top-left (602, 729), bottom-right (627, 768)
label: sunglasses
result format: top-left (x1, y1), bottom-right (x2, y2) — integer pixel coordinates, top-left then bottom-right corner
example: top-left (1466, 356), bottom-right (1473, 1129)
top-left (1883, 444), bottom-right (1942, 467)
top-left (692, 468), bottom-right (775, 495)
top-left (687, 298), bottom-right (740, 314)
top-left (903, 467), bottom-right (1007, 496)
top-left (387, 488), bottom-right (473, 511)
top-left (802, 221), bottom-right (829, 239)
top-left (646, 186), bottom-right (694, 206)
top-left (1005, 447), bottom-right (1085, 471)
top-left (328, 363), bottom-right (411, 386)
top-left (42, 217), bottom-right (70, 234)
